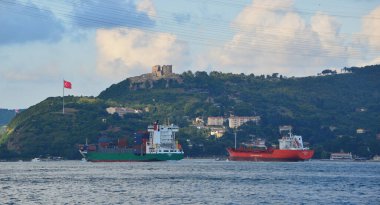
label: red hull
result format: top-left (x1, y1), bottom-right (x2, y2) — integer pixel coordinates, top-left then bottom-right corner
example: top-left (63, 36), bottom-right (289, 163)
top-left (227, 148), bottom-right (314, 162)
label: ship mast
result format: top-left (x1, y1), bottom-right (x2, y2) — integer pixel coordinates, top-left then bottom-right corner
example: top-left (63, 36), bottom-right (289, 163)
top-left (234, 130), bottom-right (237, 149)
top-left (279, 125), bottom-right (292, 136)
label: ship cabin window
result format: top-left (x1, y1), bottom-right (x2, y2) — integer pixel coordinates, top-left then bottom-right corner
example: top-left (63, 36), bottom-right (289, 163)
top-left (164, 150), bottom-right (169, 152)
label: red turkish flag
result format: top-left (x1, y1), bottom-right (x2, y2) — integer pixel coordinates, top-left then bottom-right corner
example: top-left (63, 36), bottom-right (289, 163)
top-left (64, 80), bottom-right (72, 89)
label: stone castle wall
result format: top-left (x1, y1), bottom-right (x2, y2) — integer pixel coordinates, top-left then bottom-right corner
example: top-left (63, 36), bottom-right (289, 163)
top-left (152, 65), bottom-right (172, 77)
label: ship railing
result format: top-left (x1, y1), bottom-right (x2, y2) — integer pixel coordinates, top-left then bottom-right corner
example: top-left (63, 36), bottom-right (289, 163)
top-left (98, 147), bottom-right (134, 153)
top-left (148, 148), bottom-right (183, 154)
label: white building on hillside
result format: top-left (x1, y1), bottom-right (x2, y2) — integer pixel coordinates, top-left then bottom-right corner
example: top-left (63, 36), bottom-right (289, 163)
top-left (228, 116), bottom-right (260, 128)
top-left (106, 107), bottom-right (142, 117)
top-left (207, 117), bottom-right (224, 126)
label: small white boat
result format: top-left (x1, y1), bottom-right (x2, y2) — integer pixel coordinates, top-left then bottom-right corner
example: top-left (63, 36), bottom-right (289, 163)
top-left (330, 152), bottom-right (353, 161)
top-left (31, 158), bottom-right (41, 162)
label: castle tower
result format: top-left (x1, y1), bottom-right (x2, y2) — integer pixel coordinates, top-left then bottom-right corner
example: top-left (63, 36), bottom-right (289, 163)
top-left (162, 65), bottom-right (172, 75)
top-left (152, 65), bottom-right (162, 77)
top-left (152, 65), bottom-right (172, 77)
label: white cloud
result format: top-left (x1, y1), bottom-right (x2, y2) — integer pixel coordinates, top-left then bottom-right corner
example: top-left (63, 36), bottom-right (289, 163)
top-left (362, 6), bottom-right (380, 50)
top-left (311, 12), bottom-right (346, 57)
top-left (96, 28), bottom-right (190, 80)
top-left (356, 5), bottom-right (380, 66)
top-left (137, 0), bottom-right (157, 19)
top-left (197, 0), bottom-right (349, 76)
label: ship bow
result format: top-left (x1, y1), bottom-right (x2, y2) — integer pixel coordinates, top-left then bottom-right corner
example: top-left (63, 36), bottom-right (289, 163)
top-left (298, 150), bottom-right (314, 160)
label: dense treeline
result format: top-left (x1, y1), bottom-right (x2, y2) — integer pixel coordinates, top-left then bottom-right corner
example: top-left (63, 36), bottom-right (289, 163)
top-left (1, 65), bottom-right (380, 160)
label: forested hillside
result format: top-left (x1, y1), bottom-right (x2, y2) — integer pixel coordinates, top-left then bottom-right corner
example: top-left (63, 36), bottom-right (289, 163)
top-left (1, 65), bottom-right (379, 159)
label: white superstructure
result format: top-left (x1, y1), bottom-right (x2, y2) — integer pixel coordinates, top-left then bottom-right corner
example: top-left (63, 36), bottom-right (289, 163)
top-left (278, 126), bottom-right (308, 150)
top-left (146, 122), bottom-right (183, 154)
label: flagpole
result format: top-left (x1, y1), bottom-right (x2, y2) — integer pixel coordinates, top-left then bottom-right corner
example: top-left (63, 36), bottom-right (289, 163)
top-left (63, 79), bottom-right (65, 114)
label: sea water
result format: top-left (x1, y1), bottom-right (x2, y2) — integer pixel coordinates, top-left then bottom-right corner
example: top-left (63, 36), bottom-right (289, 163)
top-left (0, 159), bottom-right (379, 204)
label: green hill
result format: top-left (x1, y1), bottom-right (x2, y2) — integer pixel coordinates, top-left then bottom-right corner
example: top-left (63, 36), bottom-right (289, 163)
top-left (1, 65), bottom-right (380, 160)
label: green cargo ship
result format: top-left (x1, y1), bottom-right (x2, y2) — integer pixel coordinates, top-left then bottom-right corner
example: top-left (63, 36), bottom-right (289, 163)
top-left (79, 123), bottom-right (184, 162)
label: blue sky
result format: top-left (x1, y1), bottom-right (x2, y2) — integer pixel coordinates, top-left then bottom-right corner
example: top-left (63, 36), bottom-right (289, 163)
top-left (1, 0), bottom-right (380, 109)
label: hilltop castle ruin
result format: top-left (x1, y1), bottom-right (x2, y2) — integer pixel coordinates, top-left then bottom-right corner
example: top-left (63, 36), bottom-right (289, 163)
top-left (152, 65), bottom-right (173, 77)
top-left (128, 64), bottom-right (181, 87)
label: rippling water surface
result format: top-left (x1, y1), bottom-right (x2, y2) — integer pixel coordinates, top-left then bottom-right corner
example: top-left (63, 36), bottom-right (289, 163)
top-left (1, 159), bottom-right (379, 204)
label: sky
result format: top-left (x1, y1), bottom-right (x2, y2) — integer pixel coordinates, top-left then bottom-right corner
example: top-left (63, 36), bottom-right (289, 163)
top-left (1, 0), bottom-right (380, 109)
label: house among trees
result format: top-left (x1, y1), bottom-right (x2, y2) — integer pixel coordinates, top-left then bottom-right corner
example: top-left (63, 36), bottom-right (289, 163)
top-left (192, 117), bottom-right (205, 129)
top-left (193, 117), bottom-right (204, 125)
top-left (356, 128), bottom-right (366, 134)
top-left (207, 117), bottom-right (224, 126)
top-left (106, 107), bottom-right (142, 117)
top-left (228, 116), bottom-right (260, 128)
top-left (210, 127), bottom-right (225, 138)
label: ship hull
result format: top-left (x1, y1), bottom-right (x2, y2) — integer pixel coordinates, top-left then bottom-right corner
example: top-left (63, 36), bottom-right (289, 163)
top-left (227, 148), bottom-right (314, 162)
top-left (81, 151), bottom-right (184, 162)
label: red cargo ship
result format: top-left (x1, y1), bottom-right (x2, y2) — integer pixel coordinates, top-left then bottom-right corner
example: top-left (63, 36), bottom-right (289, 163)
top-left (227, 126), bottom-right (314, 162)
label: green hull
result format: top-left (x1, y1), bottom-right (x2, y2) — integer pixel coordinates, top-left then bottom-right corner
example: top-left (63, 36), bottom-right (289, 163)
top-left (83, 151), bottom-right (184, 162)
